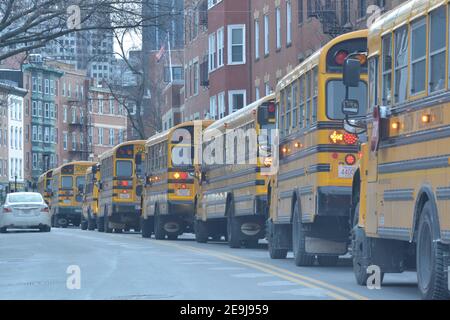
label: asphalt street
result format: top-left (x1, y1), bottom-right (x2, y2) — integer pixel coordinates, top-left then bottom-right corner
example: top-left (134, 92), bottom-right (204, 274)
top-left (0, 228), bottom-right (420, 300)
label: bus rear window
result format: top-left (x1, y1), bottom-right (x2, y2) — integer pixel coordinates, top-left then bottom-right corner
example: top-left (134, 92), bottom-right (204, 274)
top-left (326, 80), bottom-right (367, 119)
top-left (116, 160), bottom-right (133, 177)
top-left (61, 176), bottom-right (73, 189)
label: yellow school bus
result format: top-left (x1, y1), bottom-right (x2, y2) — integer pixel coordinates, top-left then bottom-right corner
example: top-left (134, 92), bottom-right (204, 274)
top-left (81, 163), bottom-right (100, 231)
top-left (37, 169), bottom-right (53, 206)
top-left (343, 0), bottom-right (450, 299)
top-left (141, 120), bottom-right (213, 240)
top-left (268, 30), bottom-right (368, 266)
top-left (97, 141), bottom-right (146, 233)
top-left (50, 161), bottom-right (97, 228)
top-left (195, 94), bottom-right (276, 248)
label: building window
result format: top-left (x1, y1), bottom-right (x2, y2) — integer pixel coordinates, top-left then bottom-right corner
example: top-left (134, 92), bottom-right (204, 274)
top-left (109, 97), bottom-right (114, 114)
top-left (209, 95), bottom-right (217, 119)
top-left (37, 101), bottom-right (42, 117)
top-left (276, 7), bottom-right (281, 49)
top-left (63, 106), bottom-right (67, 123)
top-left (109, 128), bottom-right (114, 146)
top-left (98, 96), bottom-right (104, 114)
top-left (37, 126), bottom-right (42, 141)
top-left (255, 86), bottom-right (260, 101)
top-left (298, 0), bottom-right (304, 24)
top-left (44, 103), bottom-right (49, 118)
top-left (208, 33), bottom-right (217, 72)
top-left (193, 61), bottom-right (199, 95)
top-left (118, 129), bottom-right (124, 144)
top-left (32, 126), bottom-right (37, 141)
top-left (44, 127), bottom-right (49, 143)
top-left (228, 90), bottom-right (246, 114)
top-left (410, 18), bottom-right (426, 96)
top-left (264, 15), bottom-right (270, 56)
top-left (63, 133), bottom-right (68, 150)
top-left (38, 77), bottom-right (42, 93)
top-left (32, 153), bottom-right (38, 169)
top-left (228, 25), bottom-right (246, 65)
top-left (218, 92), bottom-right (225, 119)
top-left (98, 127), bottom-right (103, 145)
top-left (44, 79), bottom-right (49, 94)
top-left (359, 0), bottom-right (366, 18)
top-left (286, 1), bottom-right (292, 45)
top-left (255, 19), bottom-right (260, 60)
top-left (32, 101), bottom-right (37, 116)
top-left (32, 77), bottom-right (37, 92)
top-left (217, 27), bottom-right (224, 67)
top-left (72, 132), bottom-right (77, 151)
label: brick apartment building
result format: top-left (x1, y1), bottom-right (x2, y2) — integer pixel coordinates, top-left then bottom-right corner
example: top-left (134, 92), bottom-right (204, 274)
top-left (180, 0), bottom-right (406, 122)
top-left (87, 84), bottom-right (128, 161)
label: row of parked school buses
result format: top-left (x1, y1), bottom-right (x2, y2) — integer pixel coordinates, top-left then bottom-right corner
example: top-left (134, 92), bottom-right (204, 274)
top-left (39, 0), bottom-right (450, 300)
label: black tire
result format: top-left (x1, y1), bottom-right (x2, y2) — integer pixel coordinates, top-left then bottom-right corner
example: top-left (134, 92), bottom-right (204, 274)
top-left (227, 202), bottom-right (241, 249)
top-left (80, 219), bottom-right (88, 230)
top-left (318, 255), bottom-right (339, 267)
top-left (0, 227), bottom-right (7, 233)
top-left (141, 217), bottom-right (153, 238)
top-left (104, 214), bottom-right (112, 233)
top-left (167, 234), bottom-right (178, 240)
top-left (292, 201), bottom-right (314, 266)
top-left (134, 227), bottom-right (140, 233)
top-left (195, 220), bottom-right (208, 243)
top-left (416, 202), bottom-right (449, 300)
top-left (154, 208), bottom-right (165, 240)
top-left (267, 220), bottom-right (288, 259)
top-left (40, 225), bottom-right (51, 232)
top-left (97, 216), bottom-right (105, 232)
top-left (57, 217), bottom-right (68, 228)
top-left (87, 217), bottom-right (96, 231)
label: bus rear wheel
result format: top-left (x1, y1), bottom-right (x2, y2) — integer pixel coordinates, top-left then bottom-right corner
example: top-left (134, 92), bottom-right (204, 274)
top-left (97, 216), bottom-right (105, 232)
top-left (227, 205), bottom-right (241, 249)
top-left (292, 201), bottom-right (314, 266)
top-left (267, 220), bottom-right (288, 259)
top-left (154, 210), bottom-right (165, 240)
top-left (104, 214), bottom-right (112, 233)
top-left (80, 218), bottom-right (88, 230)
top-left (141, 217), bottom-right (152, 238)
top-left (416, 202), bottom-right (449, 300)
top-left (195, 220), bottom-right (208, 243)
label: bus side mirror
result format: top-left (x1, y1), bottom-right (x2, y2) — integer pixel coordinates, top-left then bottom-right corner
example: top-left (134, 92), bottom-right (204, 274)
top-left (135, 154), bottom-right (142, 165)
top-left (343, 58), bottom-right (361, 88)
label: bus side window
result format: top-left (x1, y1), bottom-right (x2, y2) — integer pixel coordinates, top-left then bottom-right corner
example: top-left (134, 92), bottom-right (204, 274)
top-left (279, 90), bottom-right (285, 137)
top-left (299, 76), bottom-right (305, 128)
top-left (429, 7), bottom-right (447, 93)
top-left (410, 18), bottom-right (426, 96)
top-left (368, 56), bottom-right (379, 112)
top-left (305, 71), bottom-right (311, 128)
top-left (312, 67), bottom-right (318, 124)
top-left (382, 33), bottom-right (393, 106)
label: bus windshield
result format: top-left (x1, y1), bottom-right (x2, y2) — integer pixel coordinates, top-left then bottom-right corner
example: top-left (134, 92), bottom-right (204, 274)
top-left (326, 80), bottom-right (367, 119)
top-left (61, 176), bottom-right (73, 189)
top-left (116, 160), bottom-right (133, 177)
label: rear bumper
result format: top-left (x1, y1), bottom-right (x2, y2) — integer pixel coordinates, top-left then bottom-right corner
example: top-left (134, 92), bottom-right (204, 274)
top-left (55, 207), bottom-right (82, 223)
top-left (317, 186), bottom-right (352, 217)
top-left (110, 204), bottom-right (141, 225)
top-left (168, 201), bottom-right (195, 216)
top-left (0, 213), bottom-right (51, 228)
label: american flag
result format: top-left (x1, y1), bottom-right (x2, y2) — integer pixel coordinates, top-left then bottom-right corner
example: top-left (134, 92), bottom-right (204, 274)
top-left (155, 36), bottom-right (168, 62)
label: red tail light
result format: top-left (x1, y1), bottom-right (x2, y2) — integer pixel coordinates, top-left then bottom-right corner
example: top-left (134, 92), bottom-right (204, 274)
top-left (41, 207), bottom-right (49, 213)
top-left (2, 207), bottom-right (12, 213)
top-left (173, 172), bottom-right (188, 180)
top-left (345, 154), bottom-right (357, 166)
top-left (343, 133), bottom-right (358, 145)
top-left (120, 180), bottom-right (129, 187)
top-left (268, 102), bottom-right (276, 113)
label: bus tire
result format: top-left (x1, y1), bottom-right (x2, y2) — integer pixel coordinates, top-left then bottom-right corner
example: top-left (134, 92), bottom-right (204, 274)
top-left (195, 220), bottom-right (208, 243)
top-left (154, 209), bottom-right (165, 240)
top-left (104, 214), bottom-right (112, 233)
top-left (268, 220), bottom-right (288, 259)
top-left (141, 217), bottom-right (152, 238)
top-left (416, 202), bottom-right (449, 300)
top-left (292, 201), bottom-right (314, 266)
top-left (317, 255), bottom-right (339, 267)
top-left (352, 202), bottom-right (372, 286)
top-left (87, 217), bottom-right (96, 231)
top-left (97, 216), bottom-right (105, 232)
top-left (80, 219), bottom-right (88, 230)
top-left (227, 204), bottom-right (241, 249)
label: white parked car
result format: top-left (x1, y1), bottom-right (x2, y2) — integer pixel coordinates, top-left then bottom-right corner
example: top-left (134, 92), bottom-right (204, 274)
top-left (0, 192), bottom-right (51, 233)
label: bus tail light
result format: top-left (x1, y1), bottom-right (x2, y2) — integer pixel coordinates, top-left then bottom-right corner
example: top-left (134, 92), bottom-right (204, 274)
top-left (343, 133), bottom-right (358, 145)
top-left (120, 180), bottom-right (129, 187)
top-left (41, 207), bottom-right (49, 213)
top-left (334, 50), bottom-right (349, 65)
top-left (345, 154), bottom-right (356, 166)
top-left (173, 172), bottom-right (188, 180)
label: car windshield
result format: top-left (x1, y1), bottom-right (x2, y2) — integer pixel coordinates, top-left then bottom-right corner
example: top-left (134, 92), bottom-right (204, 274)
top-left (116, 160), bottom-right (133, 177)
top-left (8, 193), bottom-right (43, 203)
top-left (61, 176), bottom-right (73, 189)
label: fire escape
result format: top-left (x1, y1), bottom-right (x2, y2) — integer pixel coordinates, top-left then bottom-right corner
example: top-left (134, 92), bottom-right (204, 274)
top-left (308, 0), bottom-right (353, 38)
top-left (67, 93), bottom-right (91, 161)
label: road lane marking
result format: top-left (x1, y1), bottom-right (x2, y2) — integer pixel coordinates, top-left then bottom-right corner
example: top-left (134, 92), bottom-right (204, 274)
top-left (273, 288), bottom-right (329, 298)
top-left (257, 281), bottom-right (298, 287)
top-left (153, 241), bottom-right (354, 300)
top-left (232, 273), bottom-right (275, 278)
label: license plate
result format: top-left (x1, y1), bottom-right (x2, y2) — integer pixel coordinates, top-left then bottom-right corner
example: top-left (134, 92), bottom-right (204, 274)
top-left (176, 189), bottom-right (190, 197)
top-left (119, 194), bottom-right (131, 199)
top-left (338, 165), bottom-right (356, 178)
